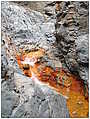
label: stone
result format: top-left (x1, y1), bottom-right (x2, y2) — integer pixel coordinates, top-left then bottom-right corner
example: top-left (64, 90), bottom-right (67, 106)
top-left (44, 6), bottom-right (55, 16)
top-left (55, 1), bottom-right (89, 81)
top-left (52, 60), bottom-right (62, 68)
top-left (79, 66), bottom-right (88, 82)
top-left (68, 27), bottom-right (75, 31)
top-left (1, 88), bottom-right (19, 118)
top-left (1, 1), bottom-right (89, 118)
top-left (48, 94), bottom-right (69, 118)
top-left (68, 5), bottom-right (74, 8)
top-left (70, 38), bottom-right (75, 42)
top-left (11, 74), bottom-right (69, 118)
top-left (68, 11), bottom-right (75, 14)
top-left (11, 104), bottom-right (26, 118)
top-left (65, 57), bottom-right (79, 73)
top-left (76, 34), bottom-right (89, 64)
top-left (1, 51), bottom-right (8, 78)
top-left (67, 16), bottom-right (73, 20)
top-left (38, 100), bottom-right (50, 117)
top-left (76, 34), bottom-right (89, 81)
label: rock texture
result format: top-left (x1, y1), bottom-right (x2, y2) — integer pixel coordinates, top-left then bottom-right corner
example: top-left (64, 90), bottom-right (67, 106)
top-left (55, 1), bottom-right (89, 82)
top-left (76, 34), bottom-right (89, 83)
top-left (1, 1), bottom-right (89, 118)
top-left (1, 1), bottom-right (69, 118)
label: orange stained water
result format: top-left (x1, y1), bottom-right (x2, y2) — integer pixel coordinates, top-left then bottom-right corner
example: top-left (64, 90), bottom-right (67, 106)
top-left (16, 48), bottom-right (89, 118)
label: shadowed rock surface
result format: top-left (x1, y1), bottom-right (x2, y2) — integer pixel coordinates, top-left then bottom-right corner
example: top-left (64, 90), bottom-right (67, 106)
top-left (55, 1), bottom-right (89, 82)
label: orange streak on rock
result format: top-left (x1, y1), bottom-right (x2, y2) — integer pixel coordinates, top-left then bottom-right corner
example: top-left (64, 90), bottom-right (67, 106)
top-left (16, 48), bottom-right (89, 118)
top-left (66, 91), bottom-right (89, 118)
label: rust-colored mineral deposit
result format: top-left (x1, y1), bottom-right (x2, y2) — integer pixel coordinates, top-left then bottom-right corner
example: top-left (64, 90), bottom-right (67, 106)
top-left (16, 48), bottom-right (89, 118)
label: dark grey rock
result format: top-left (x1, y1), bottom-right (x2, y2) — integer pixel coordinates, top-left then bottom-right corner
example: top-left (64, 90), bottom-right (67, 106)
top-left (66, 59), bottom-right (79, 73)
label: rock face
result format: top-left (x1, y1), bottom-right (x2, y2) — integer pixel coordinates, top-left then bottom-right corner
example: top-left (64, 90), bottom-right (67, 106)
top-left (55, 1), bottom-right (89, 82)
top-left (1, 1), bottom-right (89, 118)
top-left (1, 1), bottom-right (69, 118)
top-left (76, 34), bottom-right (89, 82)
top-left (1, 85), bottom-right (19, 118)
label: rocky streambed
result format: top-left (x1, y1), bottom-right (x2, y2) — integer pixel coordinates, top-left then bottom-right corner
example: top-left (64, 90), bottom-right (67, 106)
top-left (1, 1), bottom-right (89, 118)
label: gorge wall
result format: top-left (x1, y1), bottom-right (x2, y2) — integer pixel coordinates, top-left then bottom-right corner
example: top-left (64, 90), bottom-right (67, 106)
top-left (55, 1), bottom-right (89, 84)
top-left (1, 1), bottom-right (89, 118)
